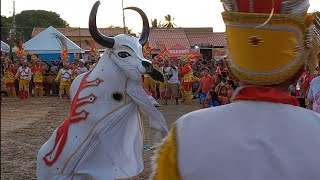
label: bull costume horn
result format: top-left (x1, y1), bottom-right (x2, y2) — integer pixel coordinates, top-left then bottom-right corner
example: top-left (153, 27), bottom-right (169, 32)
top-left (123, 7), bottom-right (150, 46)
top-left (89, 1), bottom-right (150, 48)
top-left (89, 1), bottom-right (115, 48)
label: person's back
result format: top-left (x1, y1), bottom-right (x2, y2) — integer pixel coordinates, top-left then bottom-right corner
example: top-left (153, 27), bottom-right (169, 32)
top-left (175, 100), bottom-right (320, 179)
top-left (151, 0), bottom-right (320, 179)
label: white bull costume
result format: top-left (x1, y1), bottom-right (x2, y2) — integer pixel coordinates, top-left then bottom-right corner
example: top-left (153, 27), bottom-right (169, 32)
top-left (37, 1), bottom-right (168, 179)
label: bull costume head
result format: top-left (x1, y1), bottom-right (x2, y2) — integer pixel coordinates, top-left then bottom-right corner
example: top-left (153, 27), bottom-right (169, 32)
top-left (36, 1), bottom-right (168, 179)
top-left (89, 1), bottom-right (164, 82)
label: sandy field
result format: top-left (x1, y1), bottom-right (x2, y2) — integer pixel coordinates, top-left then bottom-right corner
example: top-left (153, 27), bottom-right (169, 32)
top-left (1, 96), bottom-right (200, 180)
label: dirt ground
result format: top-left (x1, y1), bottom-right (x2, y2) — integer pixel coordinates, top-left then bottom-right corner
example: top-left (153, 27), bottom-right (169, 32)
top-left (1, 96), bottom-right (200, 180)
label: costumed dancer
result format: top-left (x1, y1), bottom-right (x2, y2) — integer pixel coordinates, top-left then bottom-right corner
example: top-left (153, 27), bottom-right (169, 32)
top-left (15, 60), bottom-right (31, 99)
top-left (142, 42), bottom-right (157, 97)
top-left (179, 57), bottom-right (194, 105)
top-left (37, 2), bottom-right (168, 179)
top-left (156, 43), bottom-right (170, 99)
top-left (151, 0), bottom-right (320, 179)
top-left (31, 60), bottom-right (45, 97)
top-left (143, 70), bottom-right (156, 97)
top-left (55, 62), bottom-right (72, 99)
top-left (4, 61), bottom-right (17, 98)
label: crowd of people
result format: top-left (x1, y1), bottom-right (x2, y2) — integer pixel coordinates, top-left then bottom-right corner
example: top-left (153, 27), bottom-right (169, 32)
top-left (1, 53), bottom-right (319, 112)
top-left (143, 56), bottom-right (320, 111)
top-left (143, 57), bottom-right (239, 108)
top-left (1, 55), bottom-right (98, 100)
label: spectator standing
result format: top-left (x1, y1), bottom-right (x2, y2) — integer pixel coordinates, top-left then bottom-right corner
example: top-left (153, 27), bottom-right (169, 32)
top-left (75, 59), bottom-right (89, 76)
top-left (164, 61), bottom-right (180, 105)
top-left (196, 67), bottom-right (214, 104)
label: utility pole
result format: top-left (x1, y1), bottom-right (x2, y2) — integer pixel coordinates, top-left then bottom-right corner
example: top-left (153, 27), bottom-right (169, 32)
top-left (79, 27), bottom-right (81, 48)
top-left (121, 0), bottom-right (126, 34)
top-left (9, 0), bottom-right (16, 62)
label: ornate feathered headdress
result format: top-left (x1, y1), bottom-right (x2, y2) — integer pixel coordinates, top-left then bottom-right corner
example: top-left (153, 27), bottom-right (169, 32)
top-left (155, 42), bottom-right (169, 61)
top-left (179, 54), bottom-right (194, 62)
top-left (143, 41), bottom-right (153, 58)
top-left (85, 40), bottom-right (99, 57)
top-left (221, 0), bottom-right (317, 85)
top-left (52, 33), bottom-right (69, 61)
top-left (16, 41), bottom-right (27, 59)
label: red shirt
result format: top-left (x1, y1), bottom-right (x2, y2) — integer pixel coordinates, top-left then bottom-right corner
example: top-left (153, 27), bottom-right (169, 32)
top-left (31, 65), bottom-right (44, 74)
top-left (200, 75), bottom-right (214, 93)
top-left (7, 66), bottom-right (17, 74)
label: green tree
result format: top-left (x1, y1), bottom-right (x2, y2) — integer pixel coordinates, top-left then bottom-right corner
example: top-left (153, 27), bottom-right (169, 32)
top-left (11, 10), bottom-right (69, 42)
top-left (161, 14), bottom-right (177, 28)
top-left (1, 16), bottom-right (12, 44)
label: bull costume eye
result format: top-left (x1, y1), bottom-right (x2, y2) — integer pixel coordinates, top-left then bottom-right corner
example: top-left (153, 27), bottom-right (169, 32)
top-left (118, 52), bottom-right (131, 58)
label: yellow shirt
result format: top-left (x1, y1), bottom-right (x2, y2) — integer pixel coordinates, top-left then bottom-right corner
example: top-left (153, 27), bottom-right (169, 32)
top-left (183, 70), bottom-right (194, 82)
top-left (33, 72), bottom-right (43, 82)
top-left (55, 69), bottom-right (72, 85)
top-left (4, 71), bottom-right (15, 83)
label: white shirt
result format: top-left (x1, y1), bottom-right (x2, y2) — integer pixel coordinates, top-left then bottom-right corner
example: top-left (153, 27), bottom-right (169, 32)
top-left (18, 66), bottom-right (31, 80)
top-left (76, 66), bottom-right (88, 75)
top-left (307, 76), bottom-right (320, 113)
top-left (176, 101), bottom-right (320, 180)
top-left (60, 69), bottom-right (72, 82)
top-left (165, 66), bottom-right (179, 84)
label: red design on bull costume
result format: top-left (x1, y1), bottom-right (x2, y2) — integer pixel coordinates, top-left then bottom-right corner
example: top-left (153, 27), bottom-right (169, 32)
top-left (43, 72), bottom-right (103, 166)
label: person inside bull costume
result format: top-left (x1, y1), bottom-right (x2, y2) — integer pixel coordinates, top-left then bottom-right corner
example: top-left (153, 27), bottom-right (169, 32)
top-left (37, 1), bottom-right (168, 179)
top-left (151, 0), bottom-right (320, 179)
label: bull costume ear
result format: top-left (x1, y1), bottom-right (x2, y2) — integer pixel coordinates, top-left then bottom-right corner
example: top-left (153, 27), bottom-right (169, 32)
top-left (89, 1), bottom-right (150, 48)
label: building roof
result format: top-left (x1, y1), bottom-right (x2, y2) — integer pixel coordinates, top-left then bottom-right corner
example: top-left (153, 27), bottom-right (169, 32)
top-left (31, 27), bottom-right (126, 37)
top-left (149, 28), bottom-right (190, 48)
top-left (186, 32), bottom-right (226, 47)
top-left (32, 27), bottom-right (226, 50)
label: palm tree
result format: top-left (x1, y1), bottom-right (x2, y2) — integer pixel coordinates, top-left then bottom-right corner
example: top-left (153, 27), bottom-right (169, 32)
top-left (161, 14), bottom-right (177, 28)
top-left (151, 18), bottom-right (161, 28)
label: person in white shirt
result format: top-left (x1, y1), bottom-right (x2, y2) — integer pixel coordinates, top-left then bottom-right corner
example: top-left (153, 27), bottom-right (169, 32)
top-left (75, 59), bottom-right (88, 75)
top-left (15, 60), bottom-right (31, 99)
top-left (164, 61), bottom-right (179, 105)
